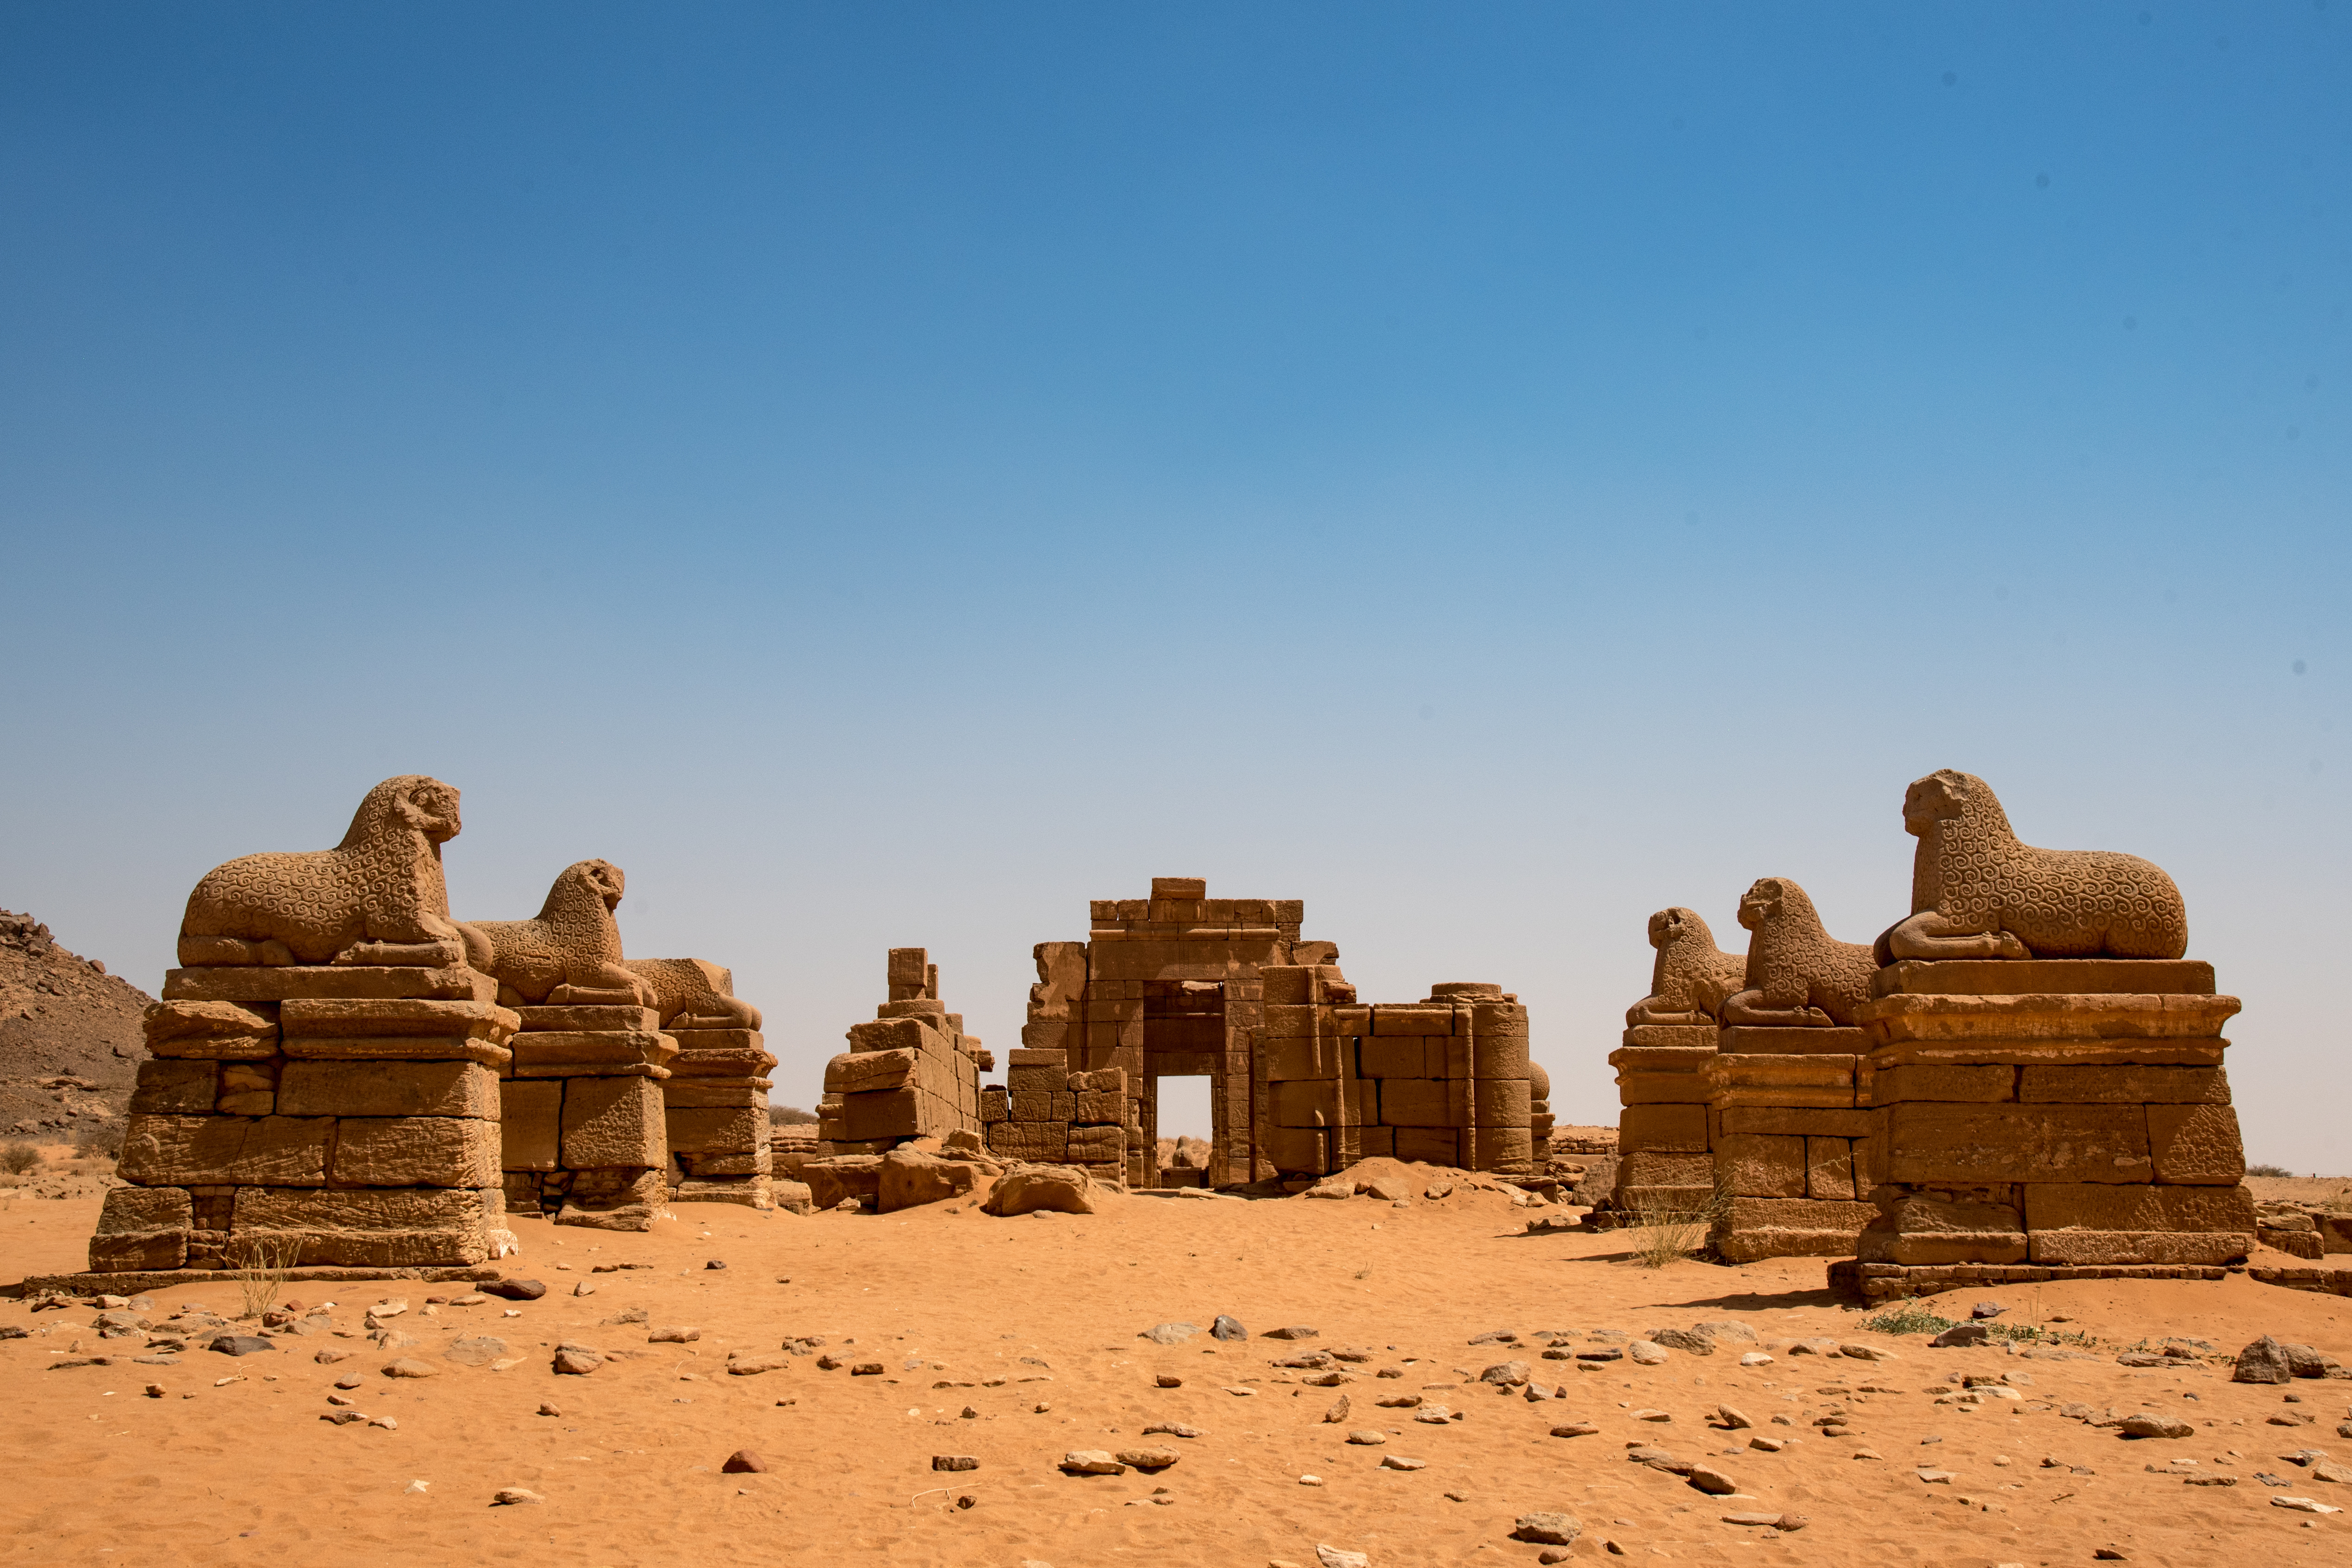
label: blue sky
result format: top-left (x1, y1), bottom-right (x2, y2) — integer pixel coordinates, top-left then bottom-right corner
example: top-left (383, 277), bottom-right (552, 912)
top-left (2, 3), bottom-right (2345, 1167)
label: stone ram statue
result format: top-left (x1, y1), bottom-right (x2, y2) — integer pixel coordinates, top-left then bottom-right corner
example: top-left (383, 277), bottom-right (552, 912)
top-left (1721, 876), bottom-right (1876, 1028)
top-left (624, 957), bottom-right (763, 1031)
top-left (178, 775), bottom-right (473, 968)
top-left (458, 859), bottom-right (659, 1008)
top-left (1625, 906), bottom-right (1747, 1026)
top-left (1874, 769), bottom-right (2188, 962)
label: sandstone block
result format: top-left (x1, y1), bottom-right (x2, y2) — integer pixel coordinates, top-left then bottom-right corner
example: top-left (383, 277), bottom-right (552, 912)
top-left (2018, 1065), bottom-right (2229, 1104)
top-left (130, 1058), bottom-right (219, 1114)
top-left (876, 1149), bottom-right (982, 1212)
top-left (1620, 1150), bottom-right (1712, 1189)
top-left (1392, 1126), bottom-right (1457, 1165)
top-left (2147, 1103), bottom-right (2245, 1183)
top-left (1622, 1024), bottom-right (1718, 1049)
top-left (1867, 1064), bottom-right (2016, 1104)
top-left (232, 1185), bottom-right (504, 1266)
top-left (2028, 1231), bottom-right (2252, 1266)
top-left (332, 1116), bottom-right (500, 1187)
top-left (1882, 1102), bottom-right (2152, 1185)
top-left (555, 1168), bottom-right (665, 1230)
top-left (1717, 1026), bottom-right (1869, 1056)
top-left (1373, 1006), bottom-right (1453, 1036)
top-left (1856, 992), bottom-right (2240, 1044)
top-left (504, 1031), bottom-right (668, 1073)
top-left (1713, 1198), bottom-right (1875, 1263)
top-left (1717, 1134), bottom-right (1806, 1198)
top-left (1713, 1106), bottom-right (1875, 1138)
top-left (88, 1185), bottom-right (193, 1271)
top-left (1470, 1126), bottom-right (1532, 1171)
top-left (510, 1004), bottom-right (660, 1032)
top-left (1067, 1125), bottom-right (1124, 1163)
top-left (1616, 1072), bottom-right (1717, 1105)
top-left (277, 1059), bottom-right (499, 1119)
top-left (1018, 1020), bottom-right (1069, 1051)
top-left (676, 1149), bottom-right (771, 1177)
top-left (143, 999), bottom-right (278, 1056)
top-left (1872, 958), bottom-right (2215, 997)
top-left (1474, 1078), bottom-right (1531, 1126)
top-left (278, 997), bottom-right (517, 1039)
top-left (847, 1017), bottom-right (930, 1054)
top-left (983, 1164), bottom-right (1095, 1216)
top-left (987, 1122), bottom-right (1067, 1162)
top-left (1273, 1079), bottom-right (1341, 1129)
top-left (979, 1087), bottom-right (1008, 1124)
top-left (824, 1049), bottom-right (915, 1094)
top-left (162, 966), bottom-right (495, 1005)
top-left (1472, 1034), bottom-right (1531, 1078)
top-left (1620, 1104), bottom-right (1709, 1152)
top-left (838, 1087), bottom-right (922, 1142)
top-left (1855, 1189), bottom-right (2026, 1265)
top-left (1378, 1079), bottom-right (1451, 1128)
top-left (119, 1114), bottom-right (332, 1187)
top-left (1005, 1066), bottom-right (1063, 1099)
top-left (802, 1156), bottom-right (883, 1209)
top-left (1263, 1033), bottom-right (1348, 1081)
top-left (1074, 1090), bottom-right (1124, 1124)
top-left (668, 1104), bottom-right (767, 1155)
top-left (1356, 1036), bottom-right (1434, 1078)
top-left (1806, 1137), bottom-right (1857, 1200)
top-left (661, 1081), bottom-right (766, 1109)
top-left (561, 1076), bottom-right (668, 1168)
top-left (2023, 1181), bottom-right (2255, 1233)
top-left (1708, 1054), bottom-right (1858, 1107)
top-left (499, 1080), bottom-right (562, 1172)
top-left (1264, 1124), bottom-right (1329, 1174)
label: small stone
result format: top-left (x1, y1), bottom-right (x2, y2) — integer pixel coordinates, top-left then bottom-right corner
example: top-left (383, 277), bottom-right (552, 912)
top-left (1346, 1430), bottom-right (1386, 1446)
top-left (1142, 1322), bottom-right (1199, 1345)
top-left (491, 1487), bottom-right (544, 1506)
top-left (1932, 1324), bottom-right (1994, 1348)
top-left (1324, 1395), bottom-right (1351, 1423)
top-left (1210, 1315), bottom-right (1248, 1341)
top-left (322, 1409), bottom-right (366, 1424)
top-left (367, 1415), bottom-right (397, 1430)
top-left (313, 1349), bottom-right (353, 1365)
top-left (382, 1359), bottom-right (437, 1379)
top-left (444, 1336), bottom-right (507, 1368)
top-left (1840, 1343), bottom-right (1897, 1362)
top-left (1511, 1512), bottom-right (1582, 1546)
top-left (1157, 1374), bottom-right (1184, 1388)
top-left (2118, 1414), bottom-right (2194, 1439)
top-left (1550, 1423), bottom-right (1600, 1438)
top-left (552, 1347), bottom-right (603, 1376)
top-left (1379, 1455), bottom-right (1426, 1470)
top-left (2271, 1496), bottom-right (2345, 1514)
top-left (1479, 1360), bottom-right (1531, 1387)
top-left (1971, 1300), bottom-right (2007, 1320)
top-left (536, 1402), bottom-right (561, 1416)
top-left (649, 1327), bottom-right (701, 1343)
top-left (851, 1362), bottom-right (884, 1376)
top-left (1686, 1465), bottom-right (1737, 1495)
top-left (932, 1455), bottom-right (979, 1471)
top-left (721, 1450), bottom-right (767, 1474)
top-left (572, 1282), bottom-right (595, 1297)
top-left (1313, 1546), bottom-right (1367, 1568)
top-left (1298, 1475), bottom-right (1323, 1486)
top-left (1715, 1404), bottom-right (1753, 1430)
top-left (1738, 1352), bottom-right (1774, 1367)
top-left (1263, 1326), bottom-right (1319, 1340)
top-left (1632, 1409), bottom-right (1672, 1423)
top-left (1747, 1437), bottom-right (1784, 1452)
top-left (2235, 1336), bottom-right (2296, 1385)
top-left (1061, 1450), bottom-right (1126, 1475)
top-left (705, 1260), bottom-right (726, 1270)
top-left (207, 1335), bottom-right (275, 1357)
top-left (1627, 1341), bottom-right (1669, 1366)
top-left (480, 1280), bottom-right (546, 1301)
top-left (1115, 1448), bottom-right (1179, 1470)
top-left (1225, 1386), bottom-right (1257, 1397)
top-left (1917, 1468), bottom-right (1956, 1484)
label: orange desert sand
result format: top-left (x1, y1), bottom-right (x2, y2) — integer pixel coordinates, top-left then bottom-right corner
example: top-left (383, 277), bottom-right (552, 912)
top-left (5, 1167), bottom-right (2350, 1568)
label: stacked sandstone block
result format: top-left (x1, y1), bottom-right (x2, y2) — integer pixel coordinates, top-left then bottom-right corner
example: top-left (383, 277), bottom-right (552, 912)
top-left (817, 949), bottom-right (984, 1151)
top-left (662, 1021), bottom-right (777, 1207)
top-left (980, 1057), bottom-right (1130, 1181)
top-left (93, 775), bottom-right (520, 1274)
top-left (1851, 958), bottom-right (2252, 1267)
top-left (1703, 1024), bottom-right (1877, 1262)
top-left (1607, 1025), bottom-right (1715, 1217)
top-left (103, 968), bottom-right (520, 1270)
top-left (498, 1002), bottom-right (677, 1230)
top-left (1254, 971), bottom-right (1534, 1180)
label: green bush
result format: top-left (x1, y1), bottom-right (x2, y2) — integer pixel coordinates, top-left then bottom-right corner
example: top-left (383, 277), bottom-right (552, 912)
top-left (1862, 1302), bottom-right (1958, 1336)
top-left (2246, 1162), bottom-right (2295, 1178)
top-left (771, 1104), bottom-right (820, 1126)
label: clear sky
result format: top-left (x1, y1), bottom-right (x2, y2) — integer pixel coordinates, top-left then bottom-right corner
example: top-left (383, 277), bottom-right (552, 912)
top-left (2, 3), bottom-right (2345, 1169)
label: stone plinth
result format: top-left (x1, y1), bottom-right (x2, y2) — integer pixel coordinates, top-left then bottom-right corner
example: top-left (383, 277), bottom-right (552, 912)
top-left (1607, 1024), bottom-right (1716, 1216)
top-left (497, 1003), bottom-right (676, 1231)
top-left (94, 965), bottom-right (518, 1271)
top-left (824, 950), bottom-right (985, 1155)
top-left (1850, 959), bottom-right (2253, 1269)
top-left (1703, 1027), bottom-right (1875, 1262)
top-left (662, 1026), bottom-right (776, 1207)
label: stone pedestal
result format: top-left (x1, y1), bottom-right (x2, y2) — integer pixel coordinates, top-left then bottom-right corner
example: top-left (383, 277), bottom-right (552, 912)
top-left (663, 1025), bottom-right (776, 1207)
top-left (1607, 1023), bottom-right (1715, 1216)
top-left (1703, 1026), bottom-right (1876, 1261)
top-left (94, 964), bottom-right (518, 1272)
top-left (498, 1003), bottom-right (676, 1231)
top-left (1850, 959), bottom-right (2253, 1273)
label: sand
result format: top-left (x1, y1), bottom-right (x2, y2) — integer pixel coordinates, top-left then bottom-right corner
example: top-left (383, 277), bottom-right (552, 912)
top-left (4, 1180), bottom-right (2350, 1567)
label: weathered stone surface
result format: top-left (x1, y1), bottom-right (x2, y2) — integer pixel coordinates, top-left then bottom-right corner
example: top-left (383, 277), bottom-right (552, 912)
top-left (2016, 1065), bottom-right (2229, 1104)
top-left (279, 1059), bottom-right (500, 1119)
top-left (1867, 1064), bottom-right (2016, 1105)
top-left (1857, 992), bottom-right (2239, 1044)
top-left (2028, 1230), bottom-right (2251, 1266)
top-left (802, 1156), bottom-right (883, 1210)
top-left (1715, 1105), bottom-right (1876, 1137)
top-left (1619, 1104), bottom-right (1709, 1152)
top-left (129, 1059), bottom-right (220, 1114)
top-left (1511, 1512), bottom-right (1582, 1546)
top-left (1716, 1134), bottom-right (1806, 1198)
top-left (280, 997), bottom-right (516, 1038)
top-left (1874, 959), bottom-right (2215, 997)
top-left (444, 1335), bottom-right (507, 1367)
top-left (119, 1114), bottom-right (332, 1187)
top-left (2146, 1103), bottom-right (2246, 1184)
top-left (1856, 1188), bottom-right (2026, 1265)
top-left (2233, 1336), bottom-right (2294, 1384)
top-left (2023, 1182), bottom-right (2255, 1234)
top-left (1714, 1197), bottom-right (1876, 1263)
top-left (331, 1117), bottom-right (500, 1188)
top-left (142, 1000), bottom-right (278, 1057)
top-left (555, 1168), bottom-right (665, 1230)
top-left (876, 1148), bottom-right (986, 1213)
top-left (231, 1185), bottom-right (504, 1267)
top-left (666, 1105), bottom-right (765, 1155)
top-left (87, 1186), bottom-right (193, 1271)
top-left (162, 966), bottom-right (495, 1004)
top-left (560, 1075), bottom-right (667, 1169)
top-left (499, 1079), bottom-right (562, 1172)
top-left (982, 1164), bottom-right (1094, 1217)
top-left (825, 1048), bottom-right (917, 1094)
top-left (1882, 1103), bottom-right (2152, 1185)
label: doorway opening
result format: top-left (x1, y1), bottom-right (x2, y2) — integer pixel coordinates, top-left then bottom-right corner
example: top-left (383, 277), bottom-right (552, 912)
top-left (1142, 979), bottom-right (1224, 1189)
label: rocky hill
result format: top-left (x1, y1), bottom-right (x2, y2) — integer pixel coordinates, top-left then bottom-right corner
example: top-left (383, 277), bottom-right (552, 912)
top-left (0, 909), bottom-right (150, 1141)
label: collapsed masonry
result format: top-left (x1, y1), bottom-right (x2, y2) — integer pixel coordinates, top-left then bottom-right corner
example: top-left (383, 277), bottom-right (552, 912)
top-left (816, 948), bottom-right (988, 1150)
top-left (999, 878), bottom-right (1545, 1188)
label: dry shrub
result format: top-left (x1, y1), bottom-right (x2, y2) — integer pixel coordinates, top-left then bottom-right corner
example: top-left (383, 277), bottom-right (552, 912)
top-left (1625, 1190), bottom-right (1725, 1267)
top-left (231, 1235), bottom-right (305, 1318)
top-left (1, 1143), bottom-right (38, 1175)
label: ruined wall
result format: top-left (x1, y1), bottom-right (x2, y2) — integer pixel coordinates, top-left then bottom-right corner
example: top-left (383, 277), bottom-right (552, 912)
top-left (817, 948), bottom-right (986, 1152)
